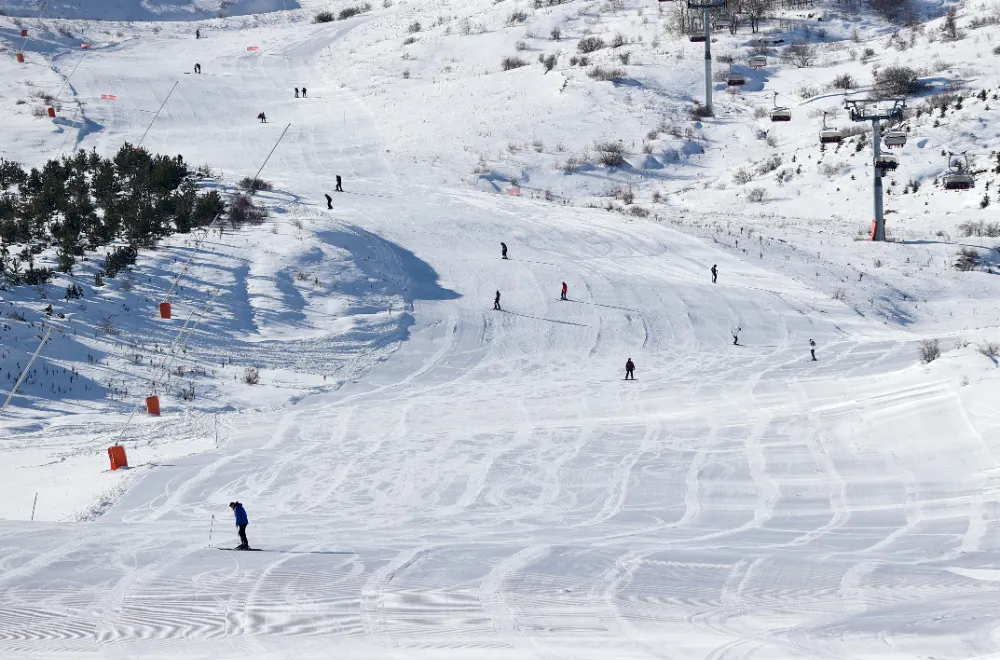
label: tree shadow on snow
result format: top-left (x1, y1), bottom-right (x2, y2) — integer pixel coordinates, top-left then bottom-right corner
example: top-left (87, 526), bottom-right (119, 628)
top-left (316, 226), bottom-right (460, 308)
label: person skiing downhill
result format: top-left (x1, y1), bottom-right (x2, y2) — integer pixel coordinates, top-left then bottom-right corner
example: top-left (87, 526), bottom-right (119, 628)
top-left (732, 326), bottom-right (741, 346)
top-left (501, 242), bottom-right (508, 259)
top-left (494, 291), bottom-right (502, 311)
top-left (561, 282), bottom-right (568, 301)
top-left (229, 501), bottom-right (249, 550)
top-left (711, 264), bottom-right (718, 284)
top-left (325, 193), bottom-right (333, 209)
top-left (625, 358), bottom-right (635, 380)
top-left (257, 112), bottom-right (267, 123)
top-left (335, 175), bottom-right (343, 192)
top-left (809, 339), bottom-right (817, 361)
top-left (194, 63), bottom-right (201, 74)
top-left (295, 87), bottom-right (299, 98)
top-left (196, 28), bottom-right (200, 39)
top-left (302, 87), bottom-right (307, 98)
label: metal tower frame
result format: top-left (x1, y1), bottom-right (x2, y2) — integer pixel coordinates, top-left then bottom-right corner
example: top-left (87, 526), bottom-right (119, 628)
top-left (688, 0), bottom-right (726, 116)
top-left (845, 99), bottom-right (905, 242)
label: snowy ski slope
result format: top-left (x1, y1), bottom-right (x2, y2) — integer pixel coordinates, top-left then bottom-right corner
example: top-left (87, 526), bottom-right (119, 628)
top-left (2, 0), bottom-right (1000, 658)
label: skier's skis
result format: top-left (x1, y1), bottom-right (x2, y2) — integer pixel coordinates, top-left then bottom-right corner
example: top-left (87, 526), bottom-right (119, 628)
top-left (218, 546), bottom-right (262, 551)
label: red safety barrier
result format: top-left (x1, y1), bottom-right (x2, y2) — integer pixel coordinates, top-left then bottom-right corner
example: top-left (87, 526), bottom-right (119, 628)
top-left (159, 302), bottom-right (171, 319)
top-left (21, 29), bottom-right (28, 37)
top-left (146, 395), bottom-right (161, 415)
top-left (108, 445), bottom-right (128, 470)
top-left (16, 53), bottom-right (24, 63)
top-left (47, 107), bottom-right (55, 118)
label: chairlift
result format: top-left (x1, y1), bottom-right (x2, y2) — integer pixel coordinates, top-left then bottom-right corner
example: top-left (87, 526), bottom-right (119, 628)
top-left (690, 33), bottom-right (706, 42)
top-left (943, 152), bottom-right (974, 190)
top-left (770, 92), bottom-right (790, 122)
top-left (715, 17), bottom-right (730, 29)
top-left (883, 130), bottom-right (906, 148)
top-left (874, 153), bottom-right (898, 173)
top-left (749, 55), bottom-right (767, 69)
top-left (819, 111), bottom-right (842, 144)
top-left (727, 72), bottom-right (746, 87)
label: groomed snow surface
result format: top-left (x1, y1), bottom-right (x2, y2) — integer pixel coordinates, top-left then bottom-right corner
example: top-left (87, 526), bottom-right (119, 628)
top-left (3, 0), bottom-right (1000, 658)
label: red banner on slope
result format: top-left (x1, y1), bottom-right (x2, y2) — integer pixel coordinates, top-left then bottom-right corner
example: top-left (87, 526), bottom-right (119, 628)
top-left (100, 94), bottom-right (116, 100)
top-left (247, 46), bottom-right (259, 51)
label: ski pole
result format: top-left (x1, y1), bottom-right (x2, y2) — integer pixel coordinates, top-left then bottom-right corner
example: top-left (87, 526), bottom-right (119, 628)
top-left (208, 514), bottom-right (215, 547)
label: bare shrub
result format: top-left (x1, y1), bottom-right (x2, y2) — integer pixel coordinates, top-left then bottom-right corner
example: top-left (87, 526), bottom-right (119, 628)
top-left (588, 66), bottom-right (626, 82)
top-left (577, 36), bottom-right (605, 53)
top-left (978, 341), bottom-right (1000, 358)
top-left (508, 10), bottom-right (528, 24)
top-left (756, 154), bottom-right (782, 176)
top-left (919, 339), bottom-right (941, 363)
top-left (515, 39), bottom-right (528, 51)
top-left (539, 53), bottom-right (558, 72)
top-left (501, 56), bottom-right (529, 70)
top-left (243, 366), bottom-right (261, 385)
top-left (238, 176), bottom-right (273, 193)
top-left (752, 106), bottom-right (769, 119)
top-left (595, 141), bottom-right (626, 167)
top-left (314, 10), bottom-right (334, 22)
top-left (403, 36), bottom-right (417, 45)
top-left (228, 194), bottom-right (269, 226)
top-left (954, 247), bottom-right (981, 271)
top-left (689, 102), bottom-right (712, 119)
top-left (733, 168), bottom-right (754, 185)
top-left (785, 43), bottom-right (815, 67)
top-left (747, 187), bottom-right (767, 203)
top-left (617, 51), bottom-right (631, 65)
top-left (408, 21), bottom-right (422, 32)
top-left (550, 27), bottom-right (561, 40)
top-left (610, 32), bottom-right (627, 48)
top-left (831, 73), bottom-right (857, 90)
top-left (875, 66), bottom-right (924, 98)
top-left (958, 220), bottom-right (1000, 237)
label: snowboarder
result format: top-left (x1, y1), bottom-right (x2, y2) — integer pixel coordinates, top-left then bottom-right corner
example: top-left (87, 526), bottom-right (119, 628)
top-left (302, 87), bottom-right (307, 98)
top-left (560, 282), bottom-right (568, 301)
top-left (501, 242), bottom-right (508, 259)
top-left (194, 63), bottom-right (201, 74)
top-left (229, 501), bottom-right (249, 550)
top-left (257, 112), bottom-right (267, 123)
top-left (196, 28), bottom-right (200, 39)
top-left (335, 175), bottom-right (343, 192)
top-left (732, 327), bottom-right (741, 346)
top-left (809, 339), bottom-right (817, 361)
top-left (295, 87), bottom-right (299, 98)
top-left (494, 290), bottom-right (501, 311)
top-left (325, 193), bottom-right (333, 209)
top-left (711, 264), bottom-right (717, 284)
top-left (625, 358), bottom-right (635, 380)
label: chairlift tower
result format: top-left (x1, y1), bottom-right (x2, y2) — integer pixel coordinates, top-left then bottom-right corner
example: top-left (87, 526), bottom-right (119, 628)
top-left (845, 99), bottom-right (905, 242)
top-left (688, 0), bottom-right (726, 116)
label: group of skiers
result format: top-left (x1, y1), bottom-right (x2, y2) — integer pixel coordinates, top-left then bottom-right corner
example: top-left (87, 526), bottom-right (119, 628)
top-left (495, 244), bottom-right (819, 381)
top-left (295, 87), bottom-right (308, 98)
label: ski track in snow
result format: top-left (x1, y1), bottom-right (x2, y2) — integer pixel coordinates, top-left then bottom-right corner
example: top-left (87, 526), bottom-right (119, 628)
top-left (3, 5), bottom-right (1000, 660)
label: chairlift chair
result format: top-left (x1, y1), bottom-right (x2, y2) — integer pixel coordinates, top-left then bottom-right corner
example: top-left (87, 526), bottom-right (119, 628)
top-left (715, 17), bottom-right (730, 29)
top-left (819, 111), bottom-right (842, 144)
top-left (749, 55), bottom-right (767, 69)
top-left (883, 130), bottom-right (906, 148)
top-left (690, 33), bottom-right (706, 42)
top-left (727, 72), bottom-right (746, 86)
top-left (943, 152), bottom-right (974, 190)
top-left (770, 92), bottom-right (790, 122)
top-left (874, 153), bottom-right (899, 173)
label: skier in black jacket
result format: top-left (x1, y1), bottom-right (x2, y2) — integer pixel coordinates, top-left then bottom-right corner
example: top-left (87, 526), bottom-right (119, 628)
top-left (625, 358), bottom-right (635, 380)
top-left (494, 291), bottom-right (501, 311)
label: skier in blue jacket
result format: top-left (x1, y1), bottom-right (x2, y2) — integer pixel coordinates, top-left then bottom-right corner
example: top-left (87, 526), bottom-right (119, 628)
top-left (230, 501), bottom-right (249, 549)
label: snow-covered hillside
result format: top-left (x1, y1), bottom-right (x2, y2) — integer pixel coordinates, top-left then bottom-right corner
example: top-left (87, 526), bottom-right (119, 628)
top-left (2, 0), bottom-right (1000, 657)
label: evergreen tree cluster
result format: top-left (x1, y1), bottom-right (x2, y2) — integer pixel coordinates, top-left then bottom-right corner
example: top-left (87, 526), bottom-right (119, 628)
top-left (0, 144), bottom-right (226, 285)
